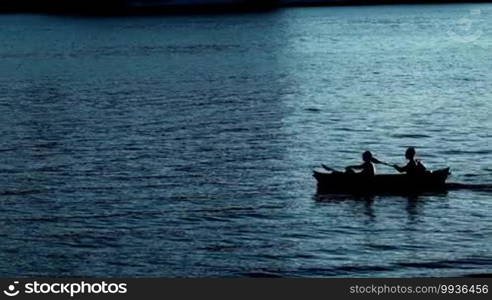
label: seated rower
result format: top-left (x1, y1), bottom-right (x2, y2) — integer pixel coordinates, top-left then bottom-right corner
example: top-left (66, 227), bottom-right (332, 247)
top-left (393, 147), bottom-right (427, 175)
top-left (345, 151), bottom-right (383, 176)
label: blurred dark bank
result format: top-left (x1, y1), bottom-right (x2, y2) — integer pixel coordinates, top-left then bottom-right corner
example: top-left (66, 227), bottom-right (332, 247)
top-left (2, 0), bottom-right (492, 14)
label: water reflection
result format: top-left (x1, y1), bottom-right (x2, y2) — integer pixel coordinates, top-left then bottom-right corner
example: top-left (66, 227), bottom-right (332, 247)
top-left (405, 195), bottom-right (422, 224)
top-left (314, 193), bottom-right (376, 223)
top-left (314, 192), bottom-right (449, 224)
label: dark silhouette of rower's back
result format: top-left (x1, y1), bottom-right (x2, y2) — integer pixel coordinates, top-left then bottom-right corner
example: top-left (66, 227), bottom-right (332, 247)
top-left (345, 151), bottom-right (384, 176)
top-left (393, 147), bottom-right (427, 175)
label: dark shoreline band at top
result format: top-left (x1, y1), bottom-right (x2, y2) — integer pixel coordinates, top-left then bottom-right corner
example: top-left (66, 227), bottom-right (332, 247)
top-left (0, 0), bottom-right (491, 15)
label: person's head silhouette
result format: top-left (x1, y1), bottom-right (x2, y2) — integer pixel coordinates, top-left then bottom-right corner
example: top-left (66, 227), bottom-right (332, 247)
top-left (362, 151), bottom-right (373, 162)
top-left (405, 147), bottom-right (416, 160)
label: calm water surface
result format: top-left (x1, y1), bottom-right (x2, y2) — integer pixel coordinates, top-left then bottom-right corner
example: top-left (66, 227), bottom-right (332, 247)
top-left (0, 4), bottom-right (491, 277)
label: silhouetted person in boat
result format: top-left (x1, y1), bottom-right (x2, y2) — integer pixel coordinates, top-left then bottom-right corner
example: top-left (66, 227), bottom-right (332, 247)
top-left (345, 151), bottom-right (384, 176)
top-left (393, 147), bottom-right (427, 175)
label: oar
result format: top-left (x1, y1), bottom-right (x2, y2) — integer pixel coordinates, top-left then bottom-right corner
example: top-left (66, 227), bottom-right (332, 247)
top-left (321, 164), bottom-right (337, 172)
top-left (322, 161), bottom-right (393, 172)
top-left (373, 159), bottom-right (394, 167)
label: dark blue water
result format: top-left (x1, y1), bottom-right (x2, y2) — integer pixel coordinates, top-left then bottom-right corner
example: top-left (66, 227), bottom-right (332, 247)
top-left (0, 4), bottom-right (491, 277)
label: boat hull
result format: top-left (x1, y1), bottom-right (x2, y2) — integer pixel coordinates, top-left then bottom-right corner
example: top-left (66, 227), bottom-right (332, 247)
top-left (313, 168), bottom-right (450, 195)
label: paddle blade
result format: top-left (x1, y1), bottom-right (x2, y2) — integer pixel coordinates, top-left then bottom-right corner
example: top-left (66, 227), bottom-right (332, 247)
top-left (321, 164), bottom-right (335, 172)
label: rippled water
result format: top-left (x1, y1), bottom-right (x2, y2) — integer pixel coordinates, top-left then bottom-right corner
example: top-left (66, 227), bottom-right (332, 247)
top-left (0, 4), bottom-right (491, 277)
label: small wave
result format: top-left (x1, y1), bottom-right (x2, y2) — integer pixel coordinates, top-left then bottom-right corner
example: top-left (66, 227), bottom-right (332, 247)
top-left (299, 264), bottom-right (394, 276)
top-left (333, 127), bottom-right (357, 132)
top-left (33, 166), bottom-right (66, 172)
top-left (446, 182), bottom-right (492, 192)
top-left (335, 265), bottom-right (393, 273)
top-left (391, 134), bottom-right (431, 139)
top-left (0, 189), bottom-right (43, 196)
top-left (199, 244), bottom-right (238, 252)
top-left (398, 257), bottom-right (492, 270)
top-left (1, 210), bottom-right (169, 223)
top-left (305, 107), bottom-right (321, 112)
top-left (439, 149), bottom-right (491, 155)
top-left (366, 244), bottom-right (399, 251)
top-left (452, 77), bottom-right (478, 82)
top-left (193, 204), bottom-right (281, 214)
top-left (398, 262), bottom-right (451, 269)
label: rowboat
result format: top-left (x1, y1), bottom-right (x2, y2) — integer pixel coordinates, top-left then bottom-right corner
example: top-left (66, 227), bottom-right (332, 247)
top-left (313, 168), bottom-right (451, 194)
